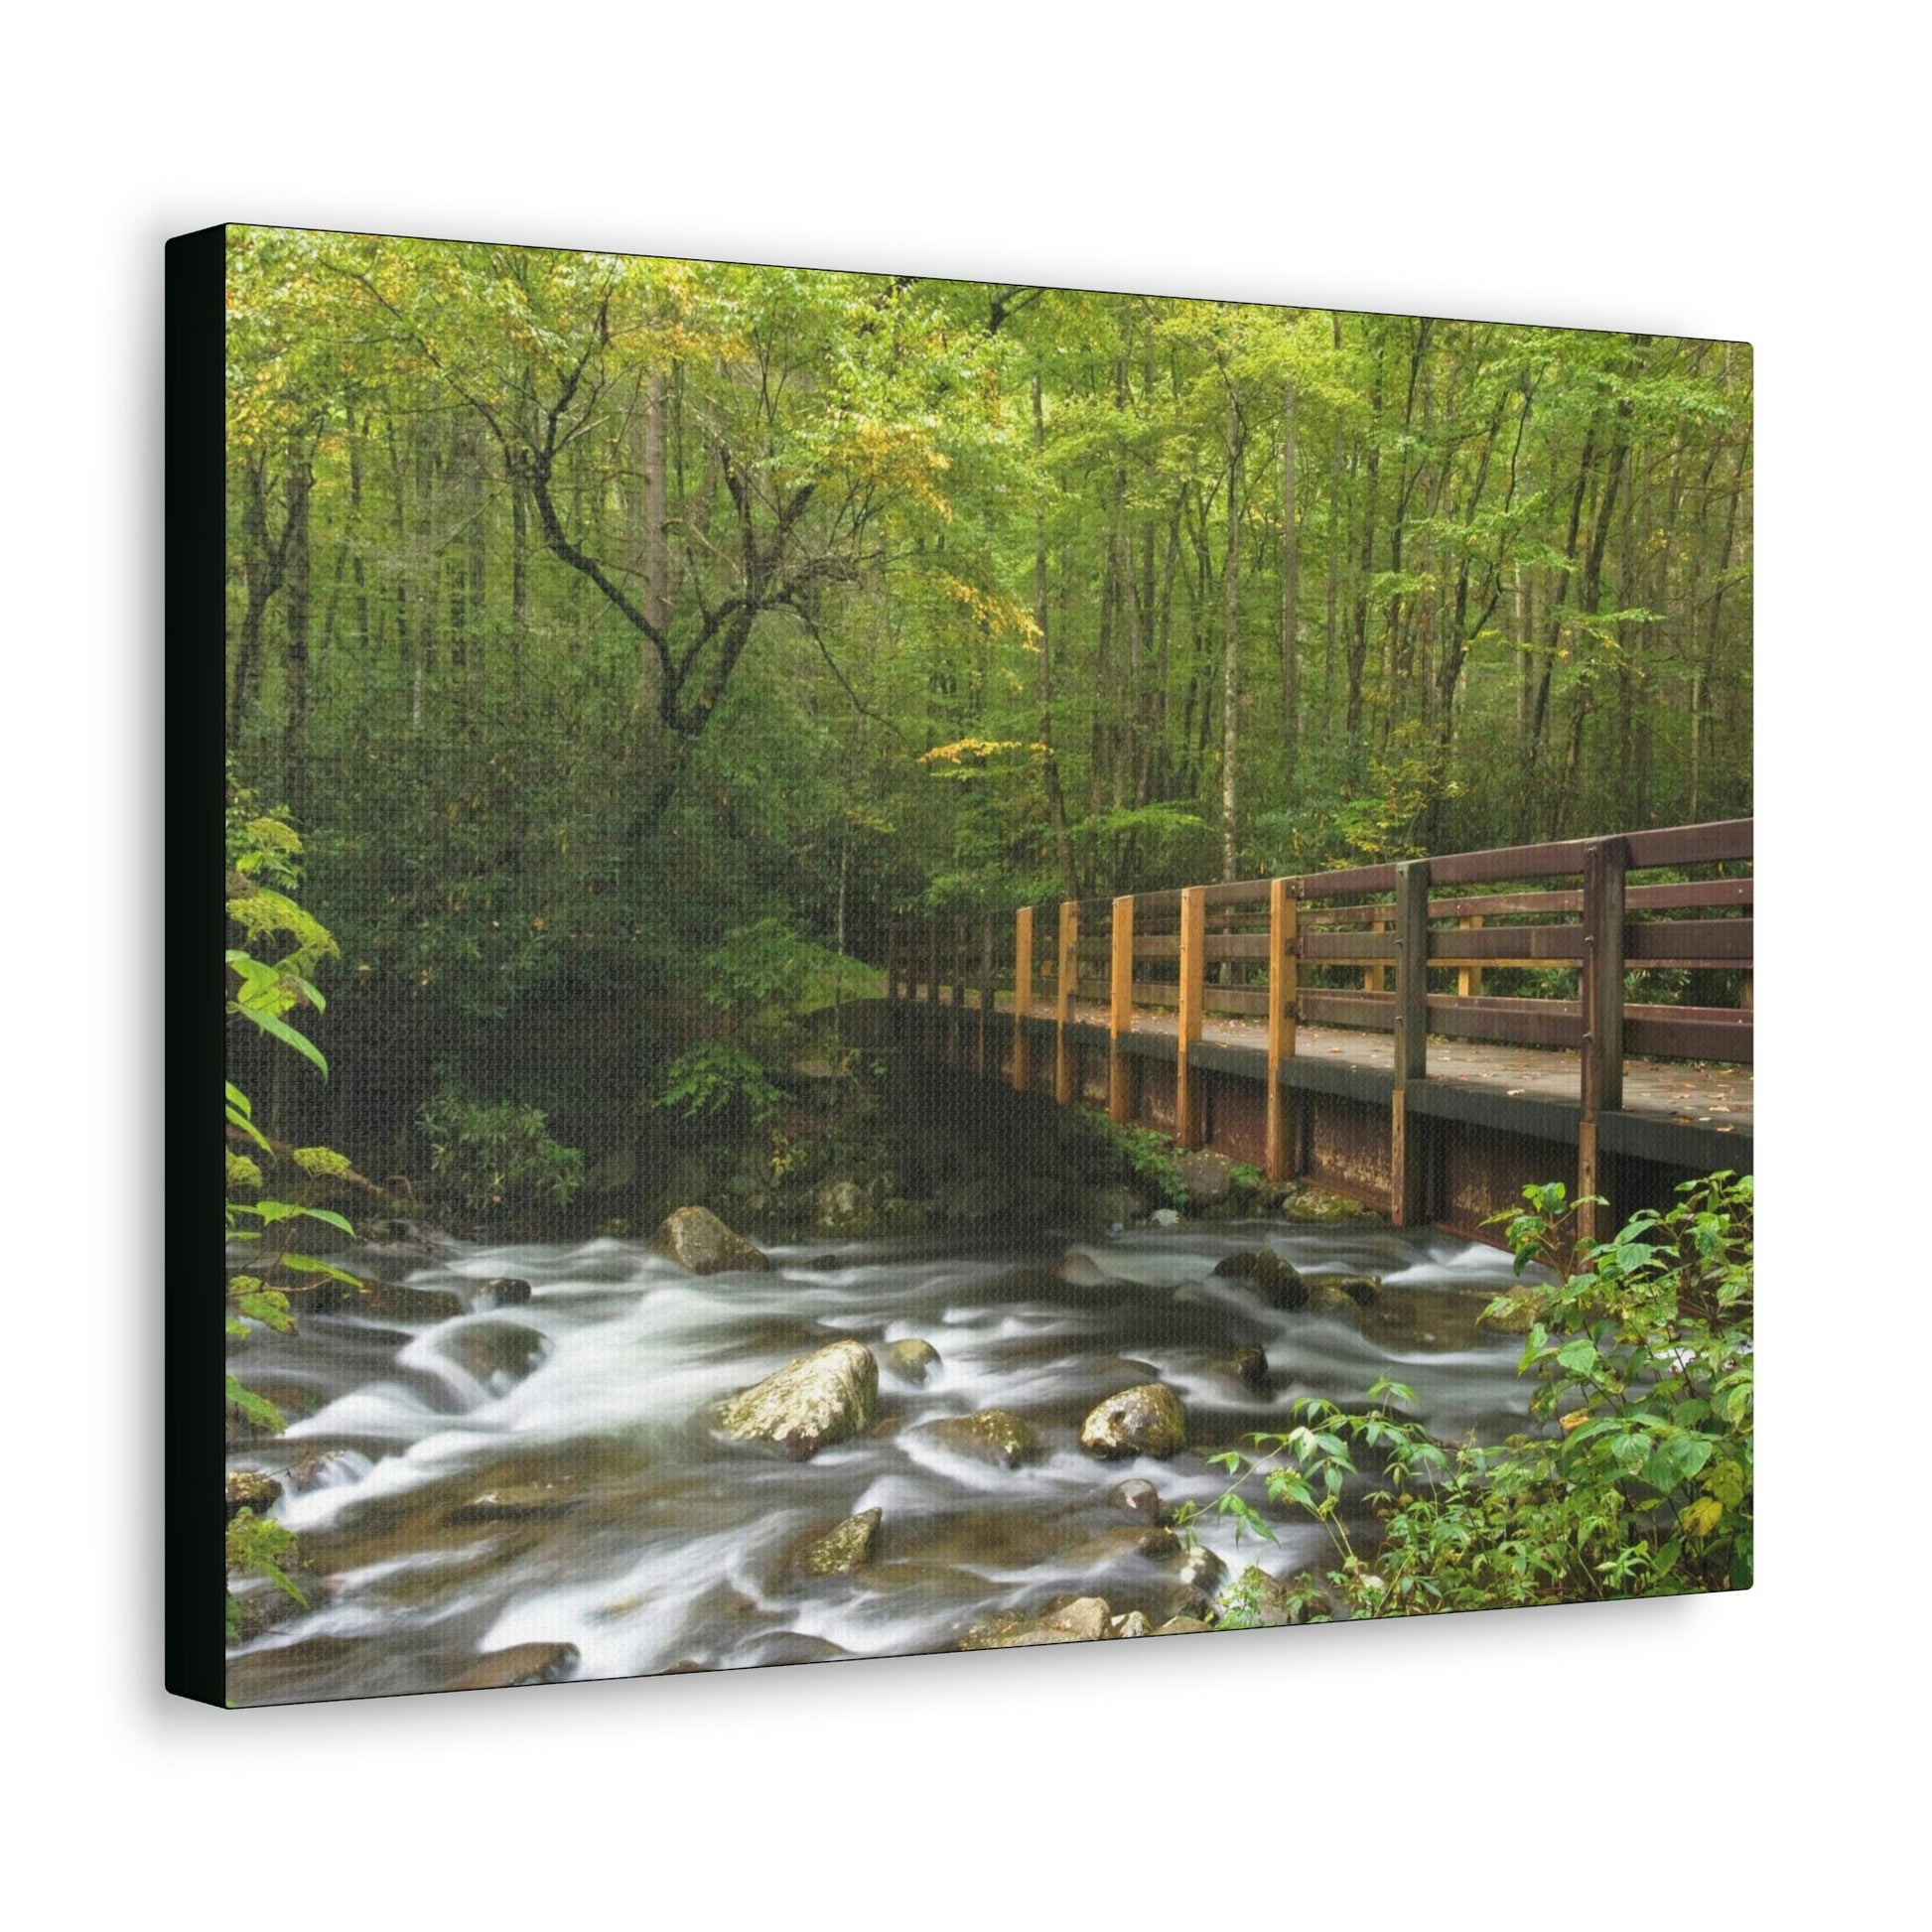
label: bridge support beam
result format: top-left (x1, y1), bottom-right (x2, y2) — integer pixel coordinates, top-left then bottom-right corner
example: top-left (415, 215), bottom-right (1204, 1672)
top-left (1108, 896), bottom-right (1135, 1123)
top-left (1174, 887), bottom-right (1206, 1149)
top-left (1264, 879), bottom-right (1298, 1182)
top-left (1578, 837), bottom-right (1627, 1245)
top-left (1011, 906), bottom-right (1033, 1093)
top-left (1054, 900), bottom-right (1078, 1106)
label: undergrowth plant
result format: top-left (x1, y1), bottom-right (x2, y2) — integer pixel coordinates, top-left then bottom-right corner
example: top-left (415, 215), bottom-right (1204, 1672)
top-left (417, 1089), bottom-right (584, 1216)
top-left (1077, 1109), bottom-right (1186, 1209)
top-left (1194, 1173), bottom-right (1753, 1618)
top-left (224, 776), bottom-right (366, 1640)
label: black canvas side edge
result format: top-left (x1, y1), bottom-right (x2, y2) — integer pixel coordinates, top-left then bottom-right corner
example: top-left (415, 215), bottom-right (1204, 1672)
top-left (165, 223), bottom-right (228, 1707)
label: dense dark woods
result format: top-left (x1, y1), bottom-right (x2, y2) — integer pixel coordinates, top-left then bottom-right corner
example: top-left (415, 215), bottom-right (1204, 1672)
top-left (223, 229), bottom-right (1751, 1173)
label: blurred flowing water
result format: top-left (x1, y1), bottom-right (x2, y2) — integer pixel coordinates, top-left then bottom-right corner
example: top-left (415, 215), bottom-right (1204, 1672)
top-left (225, 1219), bottom-right (1539, 1704)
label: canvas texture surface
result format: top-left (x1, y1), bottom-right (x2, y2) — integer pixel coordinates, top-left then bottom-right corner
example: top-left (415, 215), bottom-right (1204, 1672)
top-left (188, 225), bottom-right (1753, 1707)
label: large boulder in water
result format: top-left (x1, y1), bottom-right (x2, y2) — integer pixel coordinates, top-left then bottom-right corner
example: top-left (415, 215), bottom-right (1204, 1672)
top-left (927, 1409), bottom-right (1041, 1469)
top-left (290, 1276), bottom-right (464, 1322)
top-left (1205, 1343), bottom-right (1271, 1396)
top-left (1080, 1383), bottom-right (1187, 1459)
top-left (794, 1508), bottom-right (882, 1578)
top-left (1304, 1276), bottom-right (1379, 1321)
top-left (718, 1340), bottom-right (877, 1458)
top-left (442, 1319), bottom-right (548, 1391)
top-left (1109, 1477), bottom-right (1167, 1524)
top-left (1211, 1249), bottom-right (1307, 1311)
top-left (224, 1468), bottom-right (282, 1523)
top-left (473, 1276), bottom-right (533, 1310)
top-left (959, 1595), bottom-right (1117, 1649)
top-left (883, 1337), bottom-right (941, 1386)
top-left (653, 1205), bottom-right (769, 1275)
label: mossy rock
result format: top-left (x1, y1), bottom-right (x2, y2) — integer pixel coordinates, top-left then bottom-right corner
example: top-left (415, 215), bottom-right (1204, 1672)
top-left (1080, 1383), bottom-right (1187, 1459)
top-left (927, 1408), bottom-right (1042, 1469)
top-left (225, 1468), bottom-right (282, 1524)
top-left (1211, 1249), bottom-right (1307, 1310)
top-left (1151, 1614), bottom-right (1213, 1636)
top-left (1479, 1288), bottom-right (1543, 1334)
top-left (653, 1205), bottom-right (770, 1275)
top-left (883, 1337), bottom-right (941, 1386)
top-left (1205, 1344), bottom-right (1271, 1395)
top-left (717, 1339), bottom-right (878, 1459)
top-left (794, 1507), bottom-right (882, 1578)
top-left (1279, 1184), bottom-right (1378, 1226)
top-left (959, 1595), bottom-right (1116, 1649)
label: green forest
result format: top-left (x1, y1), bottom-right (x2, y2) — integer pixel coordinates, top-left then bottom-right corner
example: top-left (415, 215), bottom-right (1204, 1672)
top-left (223, 227), bottom-right (1750, 1174)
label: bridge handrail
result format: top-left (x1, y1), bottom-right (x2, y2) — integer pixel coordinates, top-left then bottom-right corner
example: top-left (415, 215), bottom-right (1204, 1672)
top-left (881, 815), bottom-right (1750, 1241)
top-left (883, 817), bottom-right (1751, 1175)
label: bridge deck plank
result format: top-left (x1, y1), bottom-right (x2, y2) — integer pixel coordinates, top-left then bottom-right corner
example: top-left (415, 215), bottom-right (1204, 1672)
top-left (907, 990), bottom-right (1752, 1132)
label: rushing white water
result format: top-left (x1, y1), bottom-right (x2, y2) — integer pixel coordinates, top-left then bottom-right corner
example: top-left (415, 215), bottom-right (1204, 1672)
top-left (225, 1220), bottom-right (1539, 1703)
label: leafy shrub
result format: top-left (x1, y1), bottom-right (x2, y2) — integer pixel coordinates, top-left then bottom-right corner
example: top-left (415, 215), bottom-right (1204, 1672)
top-left (654, 1040), bottom-right (786, 1126)
top-left (1194, 1173), bottom-right (1753, 1615)
top-left (417, 1090), bottom-right (584, 1215)
top-left (224, 774), bottom-right (364, 1638)
top-left (1076, 1110), bottom-right (1185, 1209)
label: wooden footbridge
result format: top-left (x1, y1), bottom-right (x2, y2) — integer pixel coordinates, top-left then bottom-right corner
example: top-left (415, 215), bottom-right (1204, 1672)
top-left (885, 819), bottom-right (1752, 1244)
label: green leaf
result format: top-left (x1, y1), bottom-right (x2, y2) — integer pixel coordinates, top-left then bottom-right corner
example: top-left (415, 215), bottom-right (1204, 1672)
top-left (237, 1003), bottom-right (329, 1076)
top-left (224, 1374), bottom-right (287, 1435)
top-left (279, 1253), bottom-right (360, 1286)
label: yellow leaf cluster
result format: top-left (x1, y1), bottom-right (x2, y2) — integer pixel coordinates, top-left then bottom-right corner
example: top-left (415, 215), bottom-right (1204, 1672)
top-left (938, 576), bottom-right (1040, 645)
top-left (918, 738), bottom-right (1044, 766)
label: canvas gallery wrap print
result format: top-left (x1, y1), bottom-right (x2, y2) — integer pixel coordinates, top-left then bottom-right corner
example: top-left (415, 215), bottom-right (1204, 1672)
top-left (167, 222), bottom-right (1753, 1708)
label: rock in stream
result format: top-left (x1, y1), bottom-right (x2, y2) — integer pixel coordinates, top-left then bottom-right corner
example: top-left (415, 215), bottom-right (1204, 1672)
top-left (653, 1205), bottom-right (770, 1275)
top-left (1080, 1383), bottom-right (1187, 1458)
top-left (718, 1339), bottom-right (878, 1458)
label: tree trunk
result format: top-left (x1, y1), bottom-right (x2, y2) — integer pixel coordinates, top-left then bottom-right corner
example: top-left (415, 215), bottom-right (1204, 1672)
top-left (1692, 436), bottom-right (1747, 817)
top-left (229, 457), bottom-right (291, 743)
top-left (1345, 342), bottom-right (1384, 767)
top-left (635, 366), bottom-right (669, 710)
top-left (1280, 380), bottom-right (1299, 798)
top-left (1221, 383), bottom-right (1242, 882)
top-left (1034, 372), bottom-right (1078, 901)
top-left (281, 445), bottom-right (313, 820)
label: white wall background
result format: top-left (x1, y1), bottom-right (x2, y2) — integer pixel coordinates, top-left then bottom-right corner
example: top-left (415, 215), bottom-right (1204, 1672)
top-left (1, 4), bottom-right (1917, 1924)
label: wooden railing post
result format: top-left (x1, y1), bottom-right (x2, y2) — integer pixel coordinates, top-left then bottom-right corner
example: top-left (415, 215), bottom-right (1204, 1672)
top-left (1390, 859), bottom-right (1430, 1224)
top-left (1366, 916), bottom-right (1389, 993)
top-left (1108, 896), bottom-right (1136, 1123)
top-left (1012, 905), bottom-right (1034, 1092)
top-left (1175, 886), bottom-right (1206, 1150)
top-left (1457, 913), bottom-right (1483, 1000)
top-left (1054, 900), bottom-right (1079, 1105)
top-left (1264, 879), bottom-right (1299, 1182)
top-left (1578, 837), bottom-right (1627, 1245)
top-left (977, 910), bottom-right (994, 1077)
